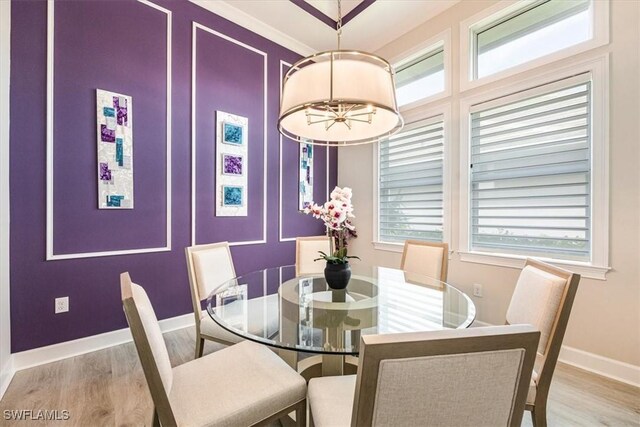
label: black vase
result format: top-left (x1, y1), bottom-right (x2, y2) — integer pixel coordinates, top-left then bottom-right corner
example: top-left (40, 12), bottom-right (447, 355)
top-left (324, 262), bottom-right (351, 290)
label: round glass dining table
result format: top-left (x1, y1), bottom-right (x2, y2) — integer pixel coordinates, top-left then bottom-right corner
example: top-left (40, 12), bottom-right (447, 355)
top-left (206, 264), bottom-right (476, 377)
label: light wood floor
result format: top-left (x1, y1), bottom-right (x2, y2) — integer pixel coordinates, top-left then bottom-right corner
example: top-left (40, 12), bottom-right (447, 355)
top-left (1, 327), bottom-right (638, 426)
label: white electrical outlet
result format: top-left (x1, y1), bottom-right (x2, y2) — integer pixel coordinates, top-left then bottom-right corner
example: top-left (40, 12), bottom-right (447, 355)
top-left (472, 284), bottom-right (483, 298)
top-left (55, 297), bottom-right (69, 314)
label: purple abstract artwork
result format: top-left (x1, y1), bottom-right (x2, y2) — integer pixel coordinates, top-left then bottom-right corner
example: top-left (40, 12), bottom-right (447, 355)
top-left (98, 89), bottom-right (133, 209)
top-left (99, 162), bottom-right (112, 181)
top-left (113, 96), bottom-right (128, 126)
top-left (100, 124), bottom-right (116, 142)
top-left (299, 143), bottom-right (313, 210)
top-left (223, 154), bottom-right (243, 176)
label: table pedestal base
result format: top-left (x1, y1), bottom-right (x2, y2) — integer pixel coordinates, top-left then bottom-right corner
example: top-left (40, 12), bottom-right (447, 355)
top-left (297, 354), bottom-right (358, 380)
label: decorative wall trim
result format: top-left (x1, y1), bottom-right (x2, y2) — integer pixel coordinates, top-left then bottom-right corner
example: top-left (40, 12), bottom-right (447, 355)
top-left (188, 0), bottom-right (315, 57)
top-left (191, 22), bottom-right (268, 247)
top-left (472, 319), bottom-right (640, 387)
top-left (11, 314), bottom-right (194, 374)
top-left (45, 0), bottom-right (173, 260)
top-left (278, 61), bottom-right (332, 242)
top-left (0, 0), bottom-right (11, 404)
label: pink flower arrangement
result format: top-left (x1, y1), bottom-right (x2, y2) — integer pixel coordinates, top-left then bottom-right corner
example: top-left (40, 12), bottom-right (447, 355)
top-left (304, 186), bottom-right (358, 264)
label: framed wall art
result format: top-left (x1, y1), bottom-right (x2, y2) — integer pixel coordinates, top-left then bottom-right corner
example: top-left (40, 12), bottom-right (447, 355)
top-left (299, 142), bottom-right (313, 210)
top-left (96, 89), bottom-right (133, 209)
top-left (221, 153), bottom-right (244, 176)
top-left (215, 111), bottom-right (248, 216)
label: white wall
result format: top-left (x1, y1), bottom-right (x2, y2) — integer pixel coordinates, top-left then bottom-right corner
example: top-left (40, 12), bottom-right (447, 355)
top-left (339, 0), bottom-right (640, 376)
top-left (0, 0), bottom-right (12, 399)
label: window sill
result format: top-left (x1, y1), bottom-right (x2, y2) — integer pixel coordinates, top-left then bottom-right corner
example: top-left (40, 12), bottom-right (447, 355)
top-left (372, 241), bottom-right (454, 260)
top-left (372, 241), bottom-right (404, 253)
top-left (458, 251), bottom-right (610, 281)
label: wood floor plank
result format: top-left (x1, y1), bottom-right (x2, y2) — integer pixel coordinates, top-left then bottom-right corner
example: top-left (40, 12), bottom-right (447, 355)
top-left (109, 342), bottom-right (153, 427)
top-left (58, 349), bottom-right (116, 427)
top-left (1, 327), bottom-right (638, 426)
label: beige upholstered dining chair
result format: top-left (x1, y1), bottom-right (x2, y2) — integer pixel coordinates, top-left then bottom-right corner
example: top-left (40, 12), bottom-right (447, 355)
top-left (506, 258), bottom-right (580, 427)
top-left (400, 240), bottom-right (449, 282)
top-left (296, 236), bottom-right (331, 276)
top-left (185, 242), bottom-right (242, 356)
top-left (307, 325), bottom-right (540, 427)
top-left (120, 272), bottom-right (307, 427)
top-left (186, 242), bottom-right (280, 358)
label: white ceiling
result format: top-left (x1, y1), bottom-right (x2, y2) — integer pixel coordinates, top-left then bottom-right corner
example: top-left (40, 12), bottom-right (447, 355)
top-left (190, 0), bottom-right (459, 56)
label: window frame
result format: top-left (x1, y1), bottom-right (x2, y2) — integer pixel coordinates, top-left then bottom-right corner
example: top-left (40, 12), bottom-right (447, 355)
top-left (390, 29), bottom-right (451, 111)
top-left (373, 103), bottom-right (452, 253)
top-left (459, 0), bottom-right (609, 92)
top-left (458, 55), bottom-right (610, 279)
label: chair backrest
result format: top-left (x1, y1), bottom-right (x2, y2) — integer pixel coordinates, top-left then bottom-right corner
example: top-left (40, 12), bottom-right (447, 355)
top-left (351, 325), bottom-right (540, 427)
top-left (400, 240), bottom-right (449, 282)
top-left (120, 272), bottom-right (176, 426)
top-left (506, 258), bottom-right (580, 405)
top-left (185, 242), bottom-right (236, 319)
top-left (296, 236), bottom-right (331, 276)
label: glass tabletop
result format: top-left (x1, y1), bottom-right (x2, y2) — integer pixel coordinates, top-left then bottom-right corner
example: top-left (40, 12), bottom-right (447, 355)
top-left (206, 264), bottom-right (476, 355)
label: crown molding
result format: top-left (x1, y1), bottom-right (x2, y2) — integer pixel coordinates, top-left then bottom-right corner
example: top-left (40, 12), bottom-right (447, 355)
top-left (189, 0), bottom-right (316, 57)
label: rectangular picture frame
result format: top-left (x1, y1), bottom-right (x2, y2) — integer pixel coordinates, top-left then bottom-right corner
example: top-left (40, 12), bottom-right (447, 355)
top-left (216, 111), bottom-right (248, 217)
top-left (299, 142), bottom-right (313, 211)
top-left (222, 121), bottom-right (245, 146)
top-left (96, 88), bottom-right (133, 209)
top-left (222, 185), bottom-right (245, 207)
top-left (221, 153), bottom-right (244, 176)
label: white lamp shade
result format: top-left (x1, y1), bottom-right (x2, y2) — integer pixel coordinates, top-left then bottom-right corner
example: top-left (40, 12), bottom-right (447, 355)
top-left (279, 53), bottom-right (402, 144)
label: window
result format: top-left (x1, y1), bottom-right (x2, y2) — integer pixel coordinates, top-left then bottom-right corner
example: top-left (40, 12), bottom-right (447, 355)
top-left (460, 0), bottom-right (609, 90)
top-left (474, 0), bottom-right (592, 79)
top-left (378, 116), bottom-right (445, 243)
top-left (395, 47), bottom-right (445, 107)
top-left (468, 75), bottom-right (592, 262)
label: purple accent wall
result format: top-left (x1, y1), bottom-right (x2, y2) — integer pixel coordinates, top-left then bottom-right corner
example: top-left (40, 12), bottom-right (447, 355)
top-left (194, 27), bottom-right (265, 243)
top-left (54, 0), bottom-right (168, 253)
top-left (9, 0), bottom-right (338, 352)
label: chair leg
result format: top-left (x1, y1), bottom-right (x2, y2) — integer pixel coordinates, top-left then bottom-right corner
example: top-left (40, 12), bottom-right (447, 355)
top-left (295, 400), bottom-right (307, 427)
top-left (308, 402), bottom-right (315, 427)
top-left (195, 336), bottom-right (205, 359)
top-left (530, 403), bottom-right (547, 427)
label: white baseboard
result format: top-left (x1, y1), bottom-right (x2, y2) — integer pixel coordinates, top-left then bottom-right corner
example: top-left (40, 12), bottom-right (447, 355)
top-left (11, 313), bottom-right (195, 372)
top-left (0, 356), bottom-right (14, 401)
top-left (558, 345), bottom-right (640, 388)
top-left (471, 319), bottom-right (640, 388)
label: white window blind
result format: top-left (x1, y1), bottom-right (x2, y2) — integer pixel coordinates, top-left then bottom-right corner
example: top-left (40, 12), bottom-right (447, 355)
top-left (379, 117), bottom-right (444, 243)
top-left (469, 76), bottom-right (591, 261)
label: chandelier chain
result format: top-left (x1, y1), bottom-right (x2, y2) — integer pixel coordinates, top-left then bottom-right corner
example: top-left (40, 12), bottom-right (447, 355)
top-left (336, 0), bottom-right (343, 50)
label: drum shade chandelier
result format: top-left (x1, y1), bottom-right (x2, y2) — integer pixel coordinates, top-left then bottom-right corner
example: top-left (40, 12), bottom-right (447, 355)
top-left (278, 0), bottom-right (403, 147)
